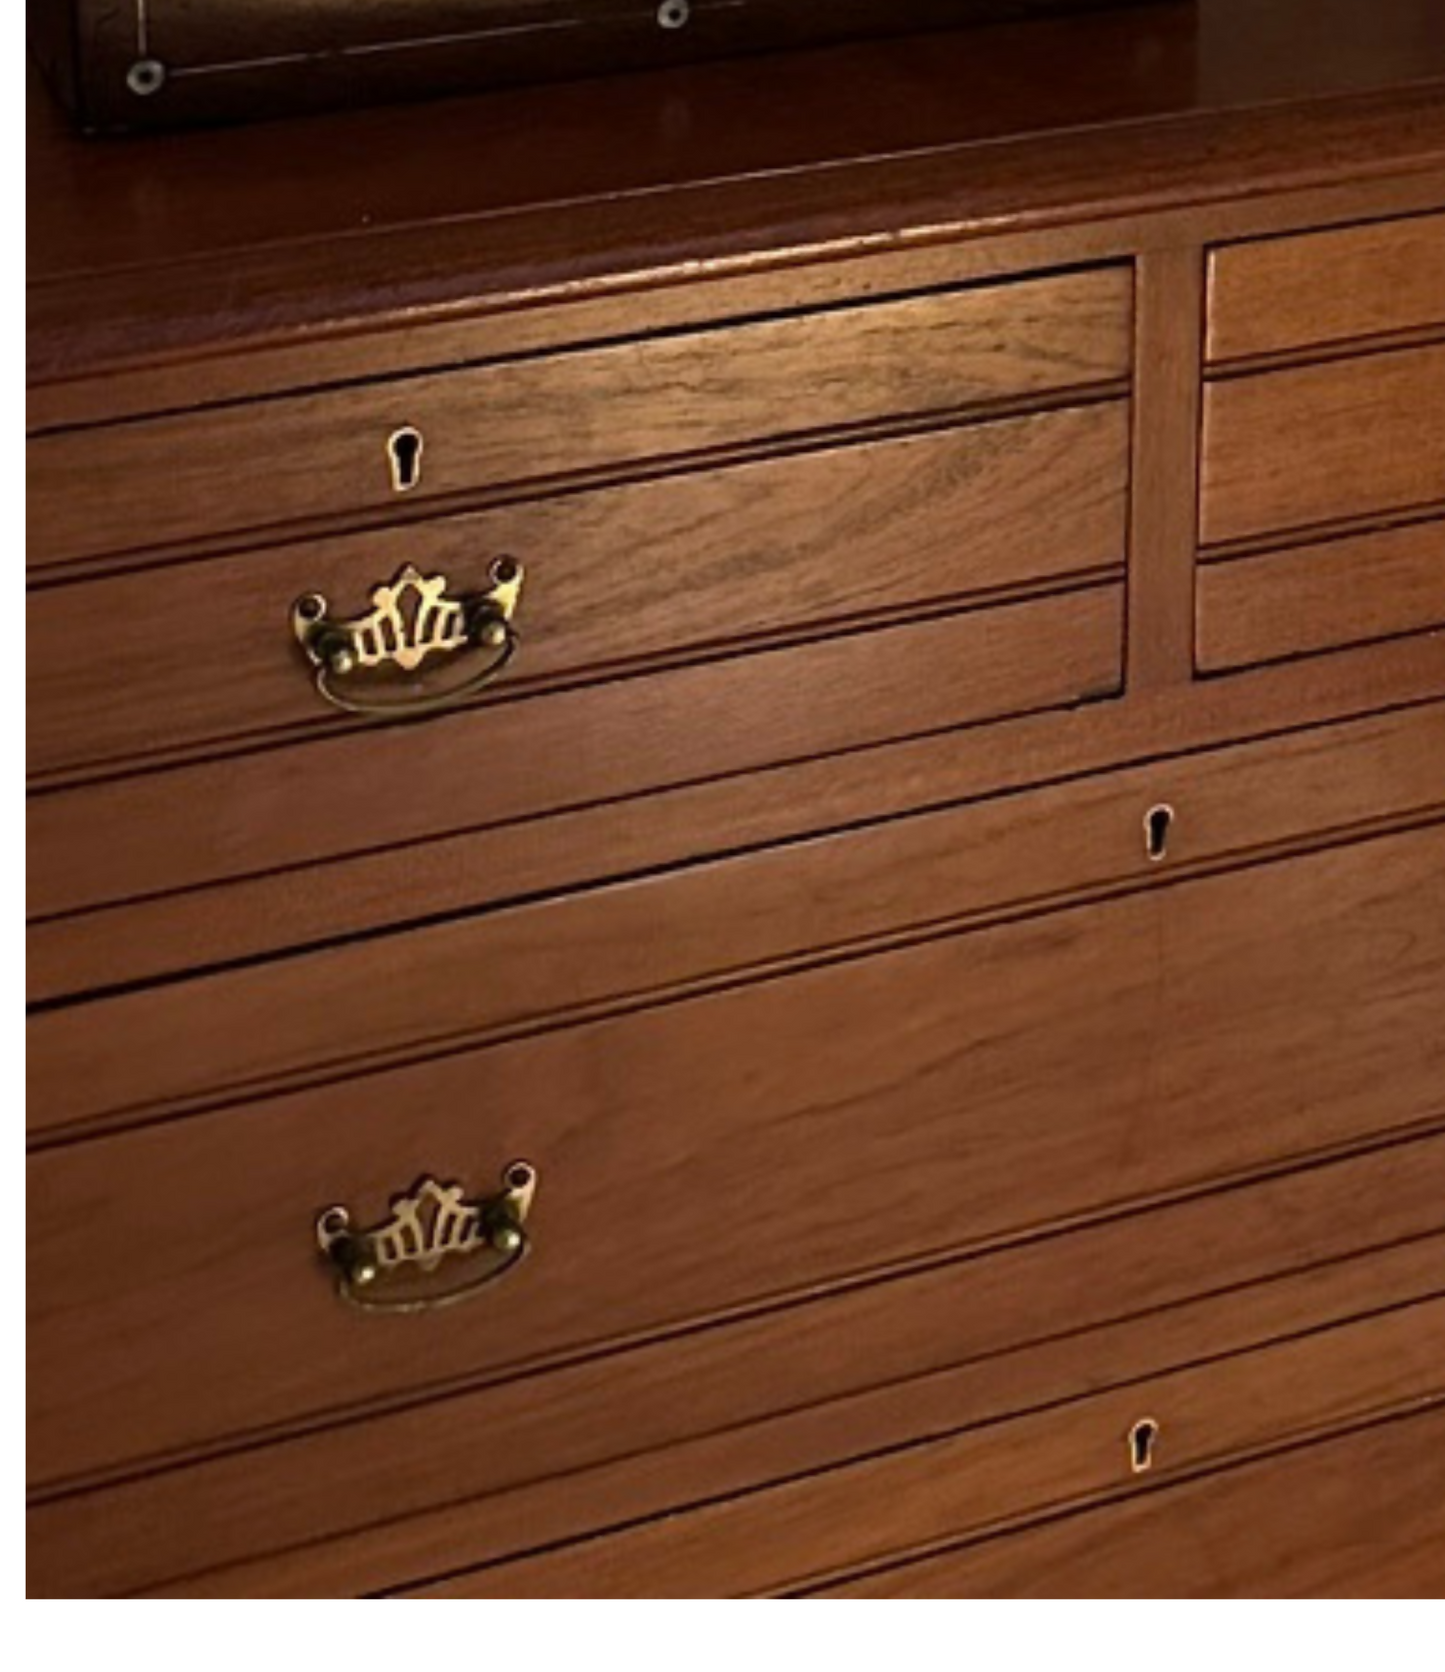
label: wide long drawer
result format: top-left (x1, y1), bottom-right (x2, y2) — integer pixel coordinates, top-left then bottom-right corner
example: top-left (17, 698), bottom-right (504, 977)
top-left (27, 266), bottom-right (1132, 572)
top-left (27, 821), bottom-right (1445, 1496)
top-left (28, 702), bottom-right (1445, 1132)
top-left (827, 1407), bottom-right (1445, 1598)
top-left (409, 1301), bottom-right (1445, 1597)
top-left (30, 1124), bottom-right (1445, 1597)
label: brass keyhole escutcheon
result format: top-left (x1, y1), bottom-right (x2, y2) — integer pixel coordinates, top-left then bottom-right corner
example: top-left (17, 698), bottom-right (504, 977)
top-left (1144, 803), bottom-right (1175, 863)
top-left (1128, 1416), bottom-right (1161, 1474)
top-left (387, 425), bottom-right (425, 493)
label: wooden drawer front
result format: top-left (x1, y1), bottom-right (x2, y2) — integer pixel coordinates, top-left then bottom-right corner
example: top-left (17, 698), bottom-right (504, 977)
top-left (28, 702), bottom-right (1445, 1133)
top-left (31, 1140), bottom-right (1445, 1599)
top-left (28, 402), bottom-right (1128, 784)
top-left (27, 824), bottom-right (1445, 1492)
top-left (1207, 213), bottom-right (1445, 365)
top-left (1200, 343), bottom-right (1445, 550)
top-left (825, 1408), bottom-right (1445, 1599)
top-left (1197, 520), bottom-right (1445, 673)
top-left (26, 267), bottom-right (1132, 573)
top-left (27, 582), bottom-right (1124, 925)
top-left (409, 1303), bottom-right (1445, 1597)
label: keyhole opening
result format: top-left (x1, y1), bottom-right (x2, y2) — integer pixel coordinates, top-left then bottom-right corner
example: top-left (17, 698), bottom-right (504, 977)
top-left (1129, 1417), bottom-right (1160, 1475)
top-left (387, 426), bottom-right (425, 494)
top-left (1144, 803), bottom-right (1175, 863)
top-left (657, 0), bottom-right (692, 28)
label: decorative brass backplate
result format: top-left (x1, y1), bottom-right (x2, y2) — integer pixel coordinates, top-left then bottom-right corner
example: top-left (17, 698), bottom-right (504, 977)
top-left (316, 1162), bottom-right (538, 1313)
top-left (291, 558), bottom-right (523, 717)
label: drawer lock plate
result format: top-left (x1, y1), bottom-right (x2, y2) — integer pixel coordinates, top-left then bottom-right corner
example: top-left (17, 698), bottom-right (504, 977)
top-left (291, 558), bottom-right (523, 717)
top-left (316, 1162), bottom-right (538, 1313)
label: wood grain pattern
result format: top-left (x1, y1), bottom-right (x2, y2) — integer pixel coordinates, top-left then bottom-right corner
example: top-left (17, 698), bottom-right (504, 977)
top-left (826, 1406), bottom-right (1445, 1597)
top-left (406, 1300), bottom-right (1445, 1596)
top-left (1125, 244), bottom-right (1203, 688)
top-left (1200, 342), bottom-right (1445, 548)
top-left (24, 1), bottom-right (1445, 1606)
top-left (25, 6), bottom-right (1445, 429)
top-left (27, 402), bottom-right (1128, 784)
top-left (30, 635), bottom-right (1445, 1003)
top-left (1207, 211), bottom-right (1445, 364)
top-left (29, 702), bottom-right (1445, 1140)
top-left (26, 583), bottom-right (1123, 924)
top-left (1197, 517), bottom-right (1445, 673)
top-left (27, 267), bottom-right (1131, 573)
top-left (27, 825), bottom-right (1445, 1492)
top-left (30, 1136), bottom-right (1445, 1599)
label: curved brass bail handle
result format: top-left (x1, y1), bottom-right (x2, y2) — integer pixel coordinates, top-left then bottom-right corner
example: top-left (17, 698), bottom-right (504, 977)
top-left (291, 557), bottom-right (524, 718)
top-left (316, 1161), bottom-right (538, 1314)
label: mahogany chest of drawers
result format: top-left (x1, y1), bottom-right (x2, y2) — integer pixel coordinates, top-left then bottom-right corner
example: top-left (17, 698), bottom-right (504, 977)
top-left (26, 0), bottom-right (1445, 1598)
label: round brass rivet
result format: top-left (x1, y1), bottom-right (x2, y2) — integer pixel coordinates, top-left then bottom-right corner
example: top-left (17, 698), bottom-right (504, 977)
top-left (479, 621), bottom-right (507, 650)
top-left (491, 1222), bottom-right (524, 1256)
top-left (330, 648), bottom-right (357, 676)
top-left (127, 59), bottom-right (167, 97)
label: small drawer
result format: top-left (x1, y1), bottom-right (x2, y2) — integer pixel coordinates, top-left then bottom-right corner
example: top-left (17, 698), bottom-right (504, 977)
top-left (1207, 212), bottom-right (1445, 365)
top-left (27, 401), bottom-right (1129, 784)
top-left (1197, 518), bottom-right (1445, 674)
top-left (410, 1301), bottom-right (1445, 1596)
top-left (1200, 342), bottom-right (1445, 550)
top-left (26, 265), bottom-right (1133, 573)
top-left (820, 1404), bottom-right (1445, 1600)
top-left (26, 821), bottom-right (1445, 1499)
top-left (27, 701), bottom-right (1445, 1132)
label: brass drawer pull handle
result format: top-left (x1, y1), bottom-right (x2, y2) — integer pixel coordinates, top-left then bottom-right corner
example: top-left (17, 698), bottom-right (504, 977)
top-left (316, 1161), bottom-right (538, 1313)
top-left (291, 558), bottom-right (523, 717)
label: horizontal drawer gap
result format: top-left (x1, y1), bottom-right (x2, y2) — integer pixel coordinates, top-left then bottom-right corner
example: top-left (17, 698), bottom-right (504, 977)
top-left (27, 806), bottom-right (1445, 1146)
top-left (1197, 624), bottom-right (1445, 684)
top-left (30, 1119), bottom-right (1445, 1509)
top-left (28, 380), bottom-right (1130, 588)
top-left (385, 1300), bottom-right (1445, 1599)
top-left (27, 562), bottom-right (1124, 797)
top-left (131, 1228), bottom-right (1445, 1599)
top-left (1199, 497), bottom-right (1445, 566)
top-left (30, 681), bottom-right (1445, 1005)
top-left (1205, 319), bottom-right (1445, 382)
top-left (26, 608), bottom-right (1127, 928)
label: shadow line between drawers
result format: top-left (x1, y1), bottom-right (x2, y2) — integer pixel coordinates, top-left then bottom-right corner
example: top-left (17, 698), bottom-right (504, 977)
top-left (1198, 494), bottom-right (1445, 568)
top-left (1205, 319), bottom-right (1445, 384)
top-left (375, 1299), bottom-right (1445, 1600)
top-left (146, 1265), bottom-right (1445, 1599)
top-left (28, 680), bottom-right (1445, 1004)
top-left (781, 1395), bottom-right (1445, 1601)
top-left (29, 1116), bottom-right (1445, 1510)
top-left (27, 804), bottom-right (1445, 1148)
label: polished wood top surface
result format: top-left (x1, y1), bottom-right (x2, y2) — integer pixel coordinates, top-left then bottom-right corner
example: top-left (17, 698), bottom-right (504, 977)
top-left (27, 0), bottom-right (1445, 393)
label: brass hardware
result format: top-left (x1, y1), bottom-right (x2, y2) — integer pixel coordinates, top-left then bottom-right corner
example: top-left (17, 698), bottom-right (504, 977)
top-left (386, 426), bottom-right (425, 493)
top-left (1128, 1416), bottom-right (1161, 1474)
top-left (316, 1162), bottom-right (538, 1313)
top-left (291, 558), bottom-right (523, 717)
top-left (1144, 803), bottom-right (1175, 863)
top-left (126, 58), bottom-right (167, 97)
top-left (657, 0), bottom-right (692, 27)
